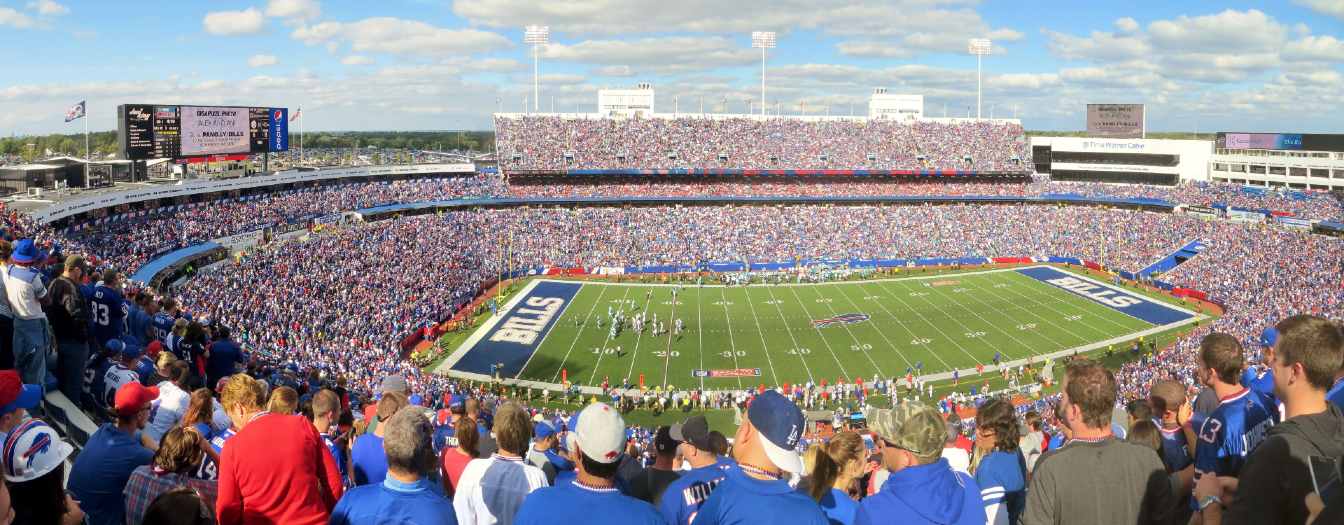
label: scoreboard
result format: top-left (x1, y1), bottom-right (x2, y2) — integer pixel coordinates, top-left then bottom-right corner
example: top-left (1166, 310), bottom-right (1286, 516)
top-left (118, 104), bottom-right (289, 160)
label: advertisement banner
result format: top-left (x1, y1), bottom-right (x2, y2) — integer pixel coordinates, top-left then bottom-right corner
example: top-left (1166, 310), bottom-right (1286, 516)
top-left (692, 368), bottom-right (763, 378)
top-left (269, 108), bottom-right (289, 152)
top-left (1184, 205), bottom-right (1219, 218)
top-left (180, 106), bottom-right (250, 156)
top-left (1086, 104), bottom-right (1144, 139)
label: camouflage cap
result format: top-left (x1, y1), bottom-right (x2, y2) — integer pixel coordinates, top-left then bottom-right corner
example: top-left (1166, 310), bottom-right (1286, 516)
top-left (864, 401), bottom-right (946, 460)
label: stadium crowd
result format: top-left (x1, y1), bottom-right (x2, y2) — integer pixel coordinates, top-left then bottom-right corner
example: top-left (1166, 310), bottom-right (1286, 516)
top-left (496, 116), bottom-right (1032, 173)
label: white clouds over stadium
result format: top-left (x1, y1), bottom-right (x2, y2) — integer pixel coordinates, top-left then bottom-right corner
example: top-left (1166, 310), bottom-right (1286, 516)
top-left (0, 1), bottom-right (1341, 133)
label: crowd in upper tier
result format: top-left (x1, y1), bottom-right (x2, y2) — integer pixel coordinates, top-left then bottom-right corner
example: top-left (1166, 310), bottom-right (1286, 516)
top-left (495, 116), bottom-right (1033, 172)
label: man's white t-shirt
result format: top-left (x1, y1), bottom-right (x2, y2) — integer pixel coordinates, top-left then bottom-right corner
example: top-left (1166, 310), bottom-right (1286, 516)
top-left (454, 453), bottom-right (550, 525)
top-left (146, 381), bottom-right (191, 443)
top-left (4, 265), bottom-right (46, 320)
top-left (941, 446), bottom-right (971, 473)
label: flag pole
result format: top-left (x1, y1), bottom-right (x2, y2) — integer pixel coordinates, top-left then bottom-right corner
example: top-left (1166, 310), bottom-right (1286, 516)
top-left (300, 106), bottom-right (305, 166)
top-left (84, 103), bottom-right (89, 187)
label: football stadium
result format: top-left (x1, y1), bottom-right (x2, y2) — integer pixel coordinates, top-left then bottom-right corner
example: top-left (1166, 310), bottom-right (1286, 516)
top-left (3, 3), bottom-right (1344, 525)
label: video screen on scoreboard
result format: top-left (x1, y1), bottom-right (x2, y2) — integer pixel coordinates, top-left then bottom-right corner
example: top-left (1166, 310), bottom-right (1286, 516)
top-left (118, 104), bottom-right (288, 160)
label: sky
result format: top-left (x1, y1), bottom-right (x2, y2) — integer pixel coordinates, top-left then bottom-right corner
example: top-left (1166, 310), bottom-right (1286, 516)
top-left (2, 0), bottom-right (1343, 135)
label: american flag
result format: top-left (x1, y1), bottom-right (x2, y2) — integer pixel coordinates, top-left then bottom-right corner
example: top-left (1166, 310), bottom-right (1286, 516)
top-left (290, 107), bottom-right (301, 122)
top-left (64, 100), bottom-right (85, 123)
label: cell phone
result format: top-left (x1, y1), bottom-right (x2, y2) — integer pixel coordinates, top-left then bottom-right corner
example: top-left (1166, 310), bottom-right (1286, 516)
top-left (1308, 455), bottom-right (1341, 502)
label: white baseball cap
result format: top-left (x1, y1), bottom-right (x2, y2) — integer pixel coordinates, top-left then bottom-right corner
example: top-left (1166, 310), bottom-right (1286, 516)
top-left (572, 402), bottom-right (626, 464)
top-left (3, 420), bottom-right (74, 483)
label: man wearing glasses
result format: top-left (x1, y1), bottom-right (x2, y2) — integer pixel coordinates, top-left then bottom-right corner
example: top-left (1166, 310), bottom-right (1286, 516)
top-left (855, 401), bottom-right (986, 525)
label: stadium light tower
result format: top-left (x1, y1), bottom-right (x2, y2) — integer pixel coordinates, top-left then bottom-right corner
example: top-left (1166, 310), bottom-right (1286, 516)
top-left (752, 31), bottom-right (776, 117)
top-left (968, 38), bottom-right (992, 119)
top-left (524, 25), bottom-right (550, 112)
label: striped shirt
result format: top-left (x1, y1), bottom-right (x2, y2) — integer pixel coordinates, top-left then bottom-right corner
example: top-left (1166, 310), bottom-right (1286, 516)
top-left (122, 466), bottom-right (219, 525)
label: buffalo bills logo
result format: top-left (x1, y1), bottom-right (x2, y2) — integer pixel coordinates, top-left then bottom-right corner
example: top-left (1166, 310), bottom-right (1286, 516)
top-left (812, 313), bottom-right (870, 328)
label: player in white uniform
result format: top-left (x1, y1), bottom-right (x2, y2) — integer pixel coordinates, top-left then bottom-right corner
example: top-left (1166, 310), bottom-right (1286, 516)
top-left (102, 339), bottom-right (142, 409)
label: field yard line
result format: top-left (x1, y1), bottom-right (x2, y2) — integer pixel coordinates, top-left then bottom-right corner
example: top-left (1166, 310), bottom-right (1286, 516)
top-left (585, 287), bottom-right (633, 386)
top-left (960, 274), bottom-right (1107, 348)
top-left (440, 279), bottom-right (541, 374)
top-left (760, 287), bottom-right (819, 383)
top-left (545, 284), bottom-right (609, 383)
top-left (659, 288), bottom-right (682, 388)
top-left (740, 287), bottom-right (786, 385)
top-left (864, 280), bottom-right (970, 371)
top-left (696, 287), bottom-right (705, 390)
top-left (886, 279), bottom-right (1029, 363)
top-left (798, 285), bottom-right (885, 378)
top-left (830, 282), bottom-right (914, 370)
top-left (986, 273), bottom-right (1137, 339)
top-left (623, 289), bottom-right (659, 384)
top-left (921, 279), bottom-right (1061, 359)
top-left (782, 286), bottom-right (852, 379)
top-left (717, 288), bottom-right (745, 389)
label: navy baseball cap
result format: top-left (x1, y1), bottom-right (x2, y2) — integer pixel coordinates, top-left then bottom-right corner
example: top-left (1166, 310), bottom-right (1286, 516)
top-left (1259, 327), bottom-right (1279, 348)
top-left (449, 394), bottom-right (465, 411)
top-left (747, 390), bottom-right (805, 473)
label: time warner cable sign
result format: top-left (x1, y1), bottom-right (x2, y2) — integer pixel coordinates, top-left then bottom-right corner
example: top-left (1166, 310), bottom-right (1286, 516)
top-left (1086, 104), bottom-right (1145, 139)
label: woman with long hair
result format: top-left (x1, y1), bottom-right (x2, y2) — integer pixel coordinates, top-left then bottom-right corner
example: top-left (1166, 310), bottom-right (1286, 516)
top-left (973, 398), bottom-right (1028, 525)
top-left (440, 415), bottom-right (480, 498)
top-left (123, 427), bottom-right (219, 524)
top-left (806, 431), bottom-right (867, 525)
top-left (180, 388), bottom-right (223, 480)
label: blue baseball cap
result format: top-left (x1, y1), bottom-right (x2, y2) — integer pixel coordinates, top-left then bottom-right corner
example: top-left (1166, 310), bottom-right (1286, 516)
top-left (106, 339), bottom-right (126, 354)
top-left (9, 239), bottom-right (38, 264)
top-left (1259, 327), bottom-right (1279, 348)
top-left (535, 421), bottom-right (556, 439)
top-left (0, 371), bottom-right (41, 416)
top-left (121, 343), bottom-right (144, 359)
top-left (449, 394), bottom-right (465, 411)
top-left (747, 390), bottom-right (805, 473)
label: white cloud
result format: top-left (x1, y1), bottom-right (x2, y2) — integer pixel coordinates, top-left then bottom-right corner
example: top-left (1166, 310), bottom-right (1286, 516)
top-left (203, 8), bottom-right (266, 36)
top-left (1294, 0), bottom-right (1344, 20)
top-left (1283, 35), bottom-right (1344, 62)
top-left (248, 54), bottom-right (279, 67)
top-left (592, 65), bottom-right (635, 77)
top-left (0, 7), bottom-right (35, 28)
top-left (291, 18), bottom-right (510, 56)
top-left (543, 36), bottom-right (755, 73)
top-left (1114, 17), bottom-right (1138, 32)
top-left (266, 0), bottom-right (321, 22)
top-left (1043, 29), bottom-right (1150, 62)
top-left (341, 55), bottom-right (374, 65)
top-left (1148, 9), bottom-right (1284, 54)
top-left (27, 0), bottom-right (67, 16)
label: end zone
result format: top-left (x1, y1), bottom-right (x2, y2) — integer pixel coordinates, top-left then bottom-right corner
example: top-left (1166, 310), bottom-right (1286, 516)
top-left (440, 280), bottom-right (581, 377)
top-left (1016, 266), bottom-right (1197, 325)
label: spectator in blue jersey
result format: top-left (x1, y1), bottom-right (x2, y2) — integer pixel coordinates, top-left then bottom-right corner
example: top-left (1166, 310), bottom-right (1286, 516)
top-left (973, 398), bottom-right (1027, 525)
top-left (1191, 333), bottom-right (1278, 502)
top-left (331, 406), bottom-right (456, 524)
top-left (126, 292), bottom-right (157, 347)
top-left (659, 415), bottom-right (730, 525)
top-left (89, 270), bottom-right (127, 349)
top-left (514, 402), bottom-right (661, 525)
top-left (352, 391), bottom-right (407, 486)
top-left (695, 390), bottom-right (825, 525)
top-left (45, 254), bottom-right (90, 404)
top-left (151, 297), bottom-right (179, 342)
top-left (312, 389), bottom-right (350, 485)
top-left (856, 401), bottom-right (984, 525)
top-left (5, 239), bottom-right (50, 387)
top-left (525, 420), bottom-right (560, 484)
top-left (205, 326), bottom-right (245, 394)
top-left (67, 382), bottom-right (158, 525)
top-left (1200, 315), bottom-right (1344, 525)
top-left (1241, 327), bottom-right (1278, 397)
top-left (804, 430), bottom-right (864, 525)
top-left (1022, 359), bottom-right (1173, 525)
top-left (1148, 379), bottom-right (1196, 525)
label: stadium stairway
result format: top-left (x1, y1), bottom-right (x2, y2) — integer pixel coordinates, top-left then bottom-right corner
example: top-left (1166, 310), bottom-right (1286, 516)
top-left (1137, 239), bottom-right (1206, 278)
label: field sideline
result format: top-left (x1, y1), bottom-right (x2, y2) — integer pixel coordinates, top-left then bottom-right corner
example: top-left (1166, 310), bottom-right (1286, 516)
top-left (440, 265), bottom-right (1205, 392)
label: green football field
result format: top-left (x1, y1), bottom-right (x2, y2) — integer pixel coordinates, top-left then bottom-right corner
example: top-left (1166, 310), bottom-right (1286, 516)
top-left (444, 266), bottom-right (1204, 391)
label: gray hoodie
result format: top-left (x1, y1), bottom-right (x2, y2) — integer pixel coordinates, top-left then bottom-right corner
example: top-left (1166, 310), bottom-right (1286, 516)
top-left (1225, 403), bottom-right (1344, 525)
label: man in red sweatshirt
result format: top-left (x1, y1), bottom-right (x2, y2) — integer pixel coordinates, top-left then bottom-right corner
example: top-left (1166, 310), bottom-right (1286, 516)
top-left (216, 373), bottom-right (343, 525)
